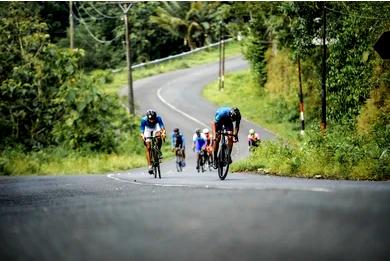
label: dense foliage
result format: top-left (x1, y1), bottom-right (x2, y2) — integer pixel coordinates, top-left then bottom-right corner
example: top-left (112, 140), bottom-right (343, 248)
top-left (0, 2), bottom-right (137, 152)
top-left (224, 2), bottom-right (390, 179)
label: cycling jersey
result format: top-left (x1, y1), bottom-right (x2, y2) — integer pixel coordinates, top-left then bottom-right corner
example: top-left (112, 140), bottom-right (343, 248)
top-left (140, 115), bottom-right (165, 141)
top-left (171, 133), bottom-right (185, 149)
top-left (214, 107), bottom-right (234, 131)
top-left (193, 134), bottom-right (206, 153)
top-left (140, 115), bottom-right (165, 133)
top-left (248, 133), bottom-right (260, 142)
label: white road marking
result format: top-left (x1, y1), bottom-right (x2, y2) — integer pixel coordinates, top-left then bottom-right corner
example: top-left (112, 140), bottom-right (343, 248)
top-left (157, 87), bottom-right (209, 128)
top-left (107, 173), bottom-right (332, 192)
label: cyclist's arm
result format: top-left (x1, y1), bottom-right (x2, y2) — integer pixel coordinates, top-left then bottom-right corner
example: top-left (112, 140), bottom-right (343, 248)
top-left (161, 128), bottom-right (166, 140)
top-left (234, 119), bottom-right (240, 136)
top-left (140, 120), bottom-right (146, 140)
top-left (171, 134), bottom-right (175, 149)
top-left (211, 121), bottom-right (217, 138)
top-left (202, 140), bottom-right (207, 150)
top-left (156, 116), bottom-right (164, 127)
top-left (181, 134), bottom-right (185, 148)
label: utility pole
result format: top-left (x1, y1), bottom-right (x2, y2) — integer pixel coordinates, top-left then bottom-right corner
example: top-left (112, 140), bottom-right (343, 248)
top-left (218, 21), bottom-right (225, 91)
top-left (218, 21), bottom-right (222, 91)
top-left (119, 3), bottom-right (134, 114)
top-left (69, 1), bottom-right (74, 49)
top-left (320, 3), bottom-right (327, 131)
top-left (221, 27), bottom-right (225, 91)
top-left (298, 55), bottom-right (305, 135)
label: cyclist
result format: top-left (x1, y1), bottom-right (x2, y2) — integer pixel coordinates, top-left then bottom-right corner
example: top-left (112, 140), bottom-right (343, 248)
top-left (140, 109), bottom-right (166, 174)
top-left (171, 127), bottom-right (186, 167)
top-left (212, 107), bottom-right (241, 168)
top-left (203, 128), bottom-right (214, 164)
top-left (248, 129), bottom-right (261, 151)
top-left (192, 129), bottom-right (207, 171)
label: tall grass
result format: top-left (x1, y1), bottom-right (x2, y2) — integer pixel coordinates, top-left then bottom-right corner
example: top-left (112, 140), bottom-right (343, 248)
top-left (0, 136), bottom-right (174, 176)
top-left (203, 69), bottom-right (298, 140)
top-left (203, 66), bottom-right (389, 180)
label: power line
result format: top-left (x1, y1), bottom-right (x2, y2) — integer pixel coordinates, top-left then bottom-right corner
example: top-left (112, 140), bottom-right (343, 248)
top-left (88, 2), bottom-right (120, 19)
top-left (78, 3), bottom-right (107, 21)
top-left (73, 3), bottom-right (122, 45)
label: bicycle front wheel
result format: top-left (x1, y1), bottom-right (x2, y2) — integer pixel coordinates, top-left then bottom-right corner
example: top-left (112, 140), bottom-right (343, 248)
top-left (218, 145), bottom-right (229, 180)
top-left (176, 155), bottom-right (182, 172)
top-left (154, 164), bottom-right (161, 179)
top-left (152, 149), bottom-right (161, 179)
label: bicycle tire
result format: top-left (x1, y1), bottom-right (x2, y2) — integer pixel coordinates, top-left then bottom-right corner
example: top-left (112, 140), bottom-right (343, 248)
top-left (156, 164), bottom-right (161, 179)
top-left (218, 144), bottom-right (229, 180)
top-left (152, 147), bottom-right (160, 179)
top-left (176, 155), bottom-right (182, 172)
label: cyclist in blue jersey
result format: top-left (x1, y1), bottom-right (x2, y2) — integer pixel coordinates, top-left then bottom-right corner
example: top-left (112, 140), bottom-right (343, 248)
top-left (171, 128), bottom-right (186, 167)
top-left (140, 110), bottom-right (166, 174)
top-left (192, 129), bottom-right (207, 171)
top-left (212, 107), bottom-right (241, 168)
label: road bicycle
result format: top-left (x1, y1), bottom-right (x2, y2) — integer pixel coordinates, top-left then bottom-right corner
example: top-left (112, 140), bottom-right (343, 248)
top-left (216, 127), bottom-right (236, 180)
top-left (150, 131), bottom-right (162, 179)
top-left (174, 147), bottom-right (185, 172)
top-left (197, 149), bottom-right (206, 173)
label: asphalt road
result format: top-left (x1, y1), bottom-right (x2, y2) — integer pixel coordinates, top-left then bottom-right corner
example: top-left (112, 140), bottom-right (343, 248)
top-left (1, 57), bottom-right (389, 261)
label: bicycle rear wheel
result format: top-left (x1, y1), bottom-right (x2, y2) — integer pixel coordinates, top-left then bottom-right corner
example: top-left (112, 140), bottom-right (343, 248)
top-left (218, 144), bottom-right (229, 180)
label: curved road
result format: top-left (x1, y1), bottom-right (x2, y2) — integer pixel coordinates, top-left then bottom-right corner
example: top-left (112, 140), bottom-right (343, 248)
top-left (0, 57), bottom-right (389, 261)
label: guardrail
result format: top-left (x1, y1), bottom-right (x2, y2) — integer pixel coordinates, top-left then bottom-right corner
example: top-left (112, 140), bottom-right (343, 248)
top-left (112, 38), bottom-right (234, 73)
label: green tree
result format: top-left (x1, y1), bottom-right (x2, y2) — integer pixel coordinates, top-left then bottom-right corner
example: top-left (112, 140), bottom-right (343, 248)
top-left (0, 2), bottom-right (135, 152)
top-left (150, 2), bottom-right (221, 50)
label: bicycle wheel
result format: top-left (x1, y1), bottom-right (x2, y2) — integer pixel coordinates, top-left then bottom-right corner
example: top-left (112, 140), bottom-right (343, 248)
top-left (197, 155), bottom-right (201, 173)
top-left (201, 153), bottom-right (205, 172)
top-left (152, 148), bottom-right (160, 179)
top-left (176, 155), bottom-right (182, 172)
top-left (218, 144), bottom-right (229, 180)
top-left (155, 164), bottom-right (161, 179)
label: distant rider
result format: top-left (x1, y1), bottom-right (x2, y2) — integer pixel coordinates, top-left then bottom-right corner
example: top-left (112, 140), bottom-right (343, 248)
top-left (192, 129), bottom-right (207, 171)
top-left (171, 127), bottom-right (186, 167)
top-left (248, 129), bottom-right (261, 151)
top-left (212, 107), bottom-right (241, 168)
top-left (203, 128), bottom-right (214, 163)
top-left (140, 110), bottom-right (166, 174)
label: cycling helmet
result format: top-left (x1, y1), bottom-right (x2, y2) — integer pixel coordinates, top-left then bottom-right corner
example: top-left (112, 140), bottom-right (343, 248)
top-left (249, 129), bottom-right (255, 135)
top-left (195, 128), bottom-right (201, 134)
top-left (146, 110), bottom-right (157, 121)
top-left (229, 107), bottom-right (241, 121)
top-left (173, 128), bottom-right (179, 133)
top-left (203, 128), bottom-right (209, 134)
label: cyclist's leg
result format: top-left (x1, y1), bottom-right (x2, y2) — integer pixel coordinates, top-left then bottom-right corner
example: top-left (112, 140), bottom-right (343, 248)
top-left (213, 121), bottom-right (221, 164)
top-left (226, 122), bottom-right (234, 163)
top-left (145, 141), bottom-right (152, 163)
top-left (144, 127), bottom-right (153, 173)
top-left (196, 151), bottom-right (200, 170)
top-left (180, 147), bottom-right (186, 167)
top-left (154, 124), bottom-right (163, 157)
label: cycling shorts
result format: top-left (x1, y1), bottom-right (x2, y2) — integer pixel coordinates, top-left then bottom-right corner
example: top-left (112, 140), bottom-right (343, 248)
top-left (215, 121), bottom-right (233, 132)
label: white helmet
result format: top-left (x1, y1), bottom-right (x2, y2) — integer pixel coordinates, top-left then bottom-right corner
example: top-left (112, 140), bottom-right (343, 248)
top-left (249, 129), bottom-right (255, 135)
top-left (203, 128), bottom-right (209, 134)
